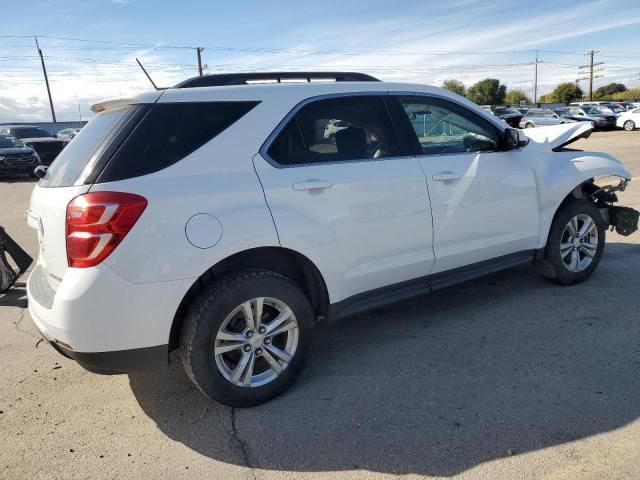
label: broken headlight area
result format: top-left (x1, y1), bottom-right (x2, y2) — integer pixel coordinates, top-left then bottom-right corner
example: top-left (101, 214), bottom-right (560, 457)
top-left (609, 206), bottom-right (639, 236)
top-left (586, 179), bottom-right (639, 237)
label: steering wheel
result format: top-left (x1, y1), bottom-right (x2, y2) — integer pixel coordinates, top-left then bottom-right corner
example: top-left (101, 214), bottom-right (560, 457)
top-left (369, 142), bottom-right (385, 158)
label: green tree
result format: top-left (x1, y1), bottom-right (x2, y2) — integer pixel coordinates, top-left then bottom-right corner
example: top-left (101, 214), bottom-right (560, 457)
top-left (466, 78), bottom-right (507, 105)
top-left (504, 89), bottom-right (531, 105)
top-left (545, 83), bottom-right (584, 103)
top-left (595, 82), bottom-right (627, 99)
top-left (611, 87), bottom-right (640, 101)
top-left (442, 79), bottom-right (466, 96)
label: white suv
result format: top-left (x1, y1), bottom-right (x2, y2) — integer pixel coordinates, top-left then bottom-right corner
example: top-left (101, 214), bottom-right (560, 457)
top-left (26, 72), bottom-right (638, 407)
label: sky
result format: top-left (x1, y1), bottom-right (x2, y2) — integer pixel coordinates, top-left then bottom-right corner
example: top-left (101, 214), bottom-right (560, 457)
top-left (1, 0), bottom-right (640, 122)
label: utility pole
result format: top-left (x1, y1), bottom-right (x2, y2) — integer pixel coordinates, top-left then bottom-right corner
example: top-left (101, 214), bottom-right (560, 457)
top-left (197, 47), bottom-right (204, 76)
top-left (78, 104), bottom-right (82, 122)
top-left (533, 50), bottom-right (540, 104)
top-left (578, 50), bottom-right (604, 101)
top-left (35, 36), bottom-right (56, 123)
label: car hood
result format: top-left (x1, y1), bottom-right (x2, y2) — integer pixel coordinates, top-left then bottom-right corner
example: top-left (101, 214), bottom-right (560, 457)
top-left (0, 146), bottom-right (35, 156)
top-left (522, 122), bottom-right (593, 151)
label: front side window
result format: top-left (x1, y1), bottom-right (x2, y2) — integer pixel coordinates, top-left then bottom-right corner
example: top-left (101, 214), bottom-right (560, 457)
top-left (268, 95), bottom-right (400, 165)
top-left (396, 96), bottom-right (499, 155)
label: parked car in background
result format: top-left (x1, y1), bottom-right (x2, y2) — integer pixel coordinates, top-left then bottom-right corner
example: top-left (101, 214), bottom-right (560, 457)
top-left (323, 119), bottom-right (349, 141)
top-left (491, 106), bottom-right (524, 128)
top-left (552, 107), bottom-right (612, 130)
top-left (573, 106), bottom-right (617, 130)
top-left (56, 128), bottom-right (79, 141)
top-left (25, 71), bottom-right (638, 407)
top-left (0, 135), bottom-right (41, 177)
top-left (519, 109), bottom-right (573, 128)
top-left (617, 107), bottom-right (640, 131)
top-left (0, 126), bottom-right (66, 166)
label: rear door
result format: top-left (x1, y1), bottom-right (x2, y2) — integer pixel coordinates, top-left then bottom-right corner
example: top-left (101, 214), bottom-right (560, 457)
top-left (389, 94), bottom-right (539, 273)
top-left (254, 94), bottom-right (434, 303)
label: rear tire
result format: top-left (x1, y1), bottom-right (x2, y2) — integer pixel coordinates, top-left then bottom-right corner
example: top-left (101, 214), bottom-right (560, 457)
top-left (623, 120), bottom-right (635, 131)
top-left (538, 200), bottom-right (606, 285)
top-left (180, 270), bottom-right (315, 407)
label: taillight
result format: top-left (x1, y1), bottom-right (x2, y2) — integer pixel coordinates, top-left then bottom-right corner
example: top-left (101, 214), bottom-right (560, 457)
top-left (66, 192), bottom-right (147, 268)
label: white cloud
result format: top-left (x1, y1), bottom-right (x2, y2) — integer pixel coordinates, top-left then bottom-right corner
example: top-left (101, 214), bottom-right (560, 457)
top-left (1, 0), bottom-right (639, 122)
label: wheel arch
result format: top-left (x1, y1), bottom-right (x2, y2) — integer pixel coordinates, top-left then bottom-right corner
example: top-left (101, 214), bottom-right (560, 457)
top-left (168, 246), bottom-right (329, 351)
top-left (535, 152), bottom-right (631, 247)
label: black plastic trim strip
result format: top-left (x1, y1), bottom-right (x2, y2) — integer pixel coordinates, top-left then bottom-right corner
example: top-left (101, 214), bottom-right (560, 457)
top-left (52, 342), bottom-right (168, 374)
top-left (175, 72), bottom-right (380, 88)
top-left (330, 250), bottom-right (536, 320)
top-left (81, 104), bottom-right (151, 185)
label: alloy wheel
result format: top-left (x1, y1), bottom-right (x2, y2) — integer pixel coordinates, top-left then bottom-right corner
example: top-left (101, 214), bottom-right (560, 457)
top-left (214, 297), bottom-right (299, 387)
top-left (560, 214), bottom-right (599, 272)
top-left (624, 120), bottom-right (635, 131)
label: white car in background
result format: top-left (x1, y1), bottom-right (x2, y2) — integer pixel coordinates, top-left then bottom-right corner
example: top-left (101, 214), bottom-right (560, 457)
top-left (25, 72), bottom-right (639, 407)
top-left (617, 107), bottom-right (640, 131)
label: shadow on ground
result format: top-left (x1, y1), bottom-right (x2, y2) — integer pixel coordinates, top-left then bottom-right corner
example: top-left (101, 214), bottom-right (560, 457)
top-left (129, 244), bottom-right (640, 476)
top-left (0, 174), bottom-right (36, 184)
top-left (0, 282), bottom-right (28, 308)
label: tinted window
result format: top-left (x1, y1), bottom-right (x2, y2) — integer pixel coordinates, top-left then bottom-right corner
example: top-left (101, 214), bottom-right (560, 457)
top-left (267, 120), bottom-right (308, 166)
top-left (11, 127), bottom-right (52, 138)
top-left (98, 101), bottom-right (259, 182)
top-left (396, 96), bottom-right (499, 155)
top-left (40, 106), bottom-right (132, 188)
top-left (268, 95), bottom-right (400, 165)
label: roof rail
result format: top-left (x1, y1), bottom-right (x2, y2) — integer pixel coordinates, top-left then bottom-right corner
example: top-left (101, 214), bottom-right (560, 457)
top-left (174, 72), bottom-right (380, 88)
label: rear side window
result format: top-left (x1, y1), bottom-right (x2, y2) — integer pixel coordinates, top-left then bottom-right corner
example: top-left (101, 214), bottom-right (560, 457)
top-left (267, 95), bottom-right (401, 165)
top-left (40, 106), bottom-right (132, 188)
top-left (97, 101), bottom-right (259, 183)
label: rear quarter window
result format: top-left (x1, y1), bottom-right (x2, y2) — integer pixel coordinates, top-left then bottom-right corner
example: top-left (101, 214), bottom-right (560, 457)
top-left (96, 101), bottom-right (259, 183)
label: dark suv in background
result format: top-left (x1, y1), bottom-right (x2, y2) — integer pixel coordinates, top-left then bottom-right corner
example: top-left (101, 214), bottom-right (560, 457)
top-left (0, 125), bottom-right (66, 166)
top-left (553, 106), bottom-right (617, 130)
top-left (0, 135), bottom-right (41, 177)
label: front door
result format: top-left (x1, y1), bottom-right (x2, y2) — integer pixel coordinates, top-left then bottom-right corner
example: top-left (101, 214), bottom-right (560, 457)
top-left (391, 95), bottom-right (540, 273)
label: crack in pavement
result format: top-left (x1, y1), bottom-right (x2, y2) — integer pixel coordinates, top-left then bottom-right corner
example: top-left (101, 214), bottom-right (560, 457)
top-left (12, 307), bottom-right (39, 340)
top-left (230, 408), bottom-right (257, 480)
top-left (13, 308), bottom-right (25, 328)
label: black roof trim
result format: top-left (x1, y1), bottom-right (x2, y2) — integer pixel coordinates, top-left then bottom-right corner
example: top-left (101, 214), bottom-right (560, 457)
top-left (175, 72), bottom-right (380, 88)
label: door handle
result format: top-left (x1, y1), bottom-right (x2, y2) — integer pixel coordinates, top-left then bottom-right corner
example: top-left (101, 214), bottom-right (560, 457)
top-left (432, 172), bottom-right (461, 182)
top-left (292, 180), bottom-right (333, 191)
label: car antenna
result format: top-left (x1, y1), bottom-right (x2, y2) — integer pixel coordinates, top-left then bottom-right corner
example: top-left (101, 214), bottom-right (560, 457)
top-left (136, 58), bottom-right (164, 90)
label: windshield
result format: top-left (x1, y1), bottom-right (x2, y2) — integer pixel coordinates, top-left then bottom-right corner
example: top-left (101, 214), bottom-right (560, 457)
top-left (10, 127), bottom-right (52, 138)
top-left (0, 136), bottom-right (25, 148)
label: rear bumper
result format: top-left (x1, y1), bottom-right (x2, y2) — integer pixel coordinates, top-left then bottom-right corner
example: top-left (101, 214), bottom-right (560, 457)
top-left (27, 261), bottom-right (193, 373)
top-left (49, 339), bottom-right (168, 374)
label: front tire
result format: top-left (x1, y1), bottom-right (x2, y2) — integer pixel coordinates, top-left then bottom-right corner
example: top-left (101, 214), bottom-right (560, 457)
top-left (538, 200), bottom-right (606, 285)
top-left (180, 270), bottom-right (315, 407)
top-left (524, 122), bottom-right (534, 129)
top-left (623, 120), bottom-right (636, 131)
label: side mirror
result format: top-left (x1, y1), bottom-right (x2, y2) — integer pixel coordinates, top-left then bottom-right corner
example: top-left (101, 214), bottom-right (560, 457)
top-left (504, 128), bottom-right (528, 149)
top-left (33, 165), bottom-right (48, 179)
